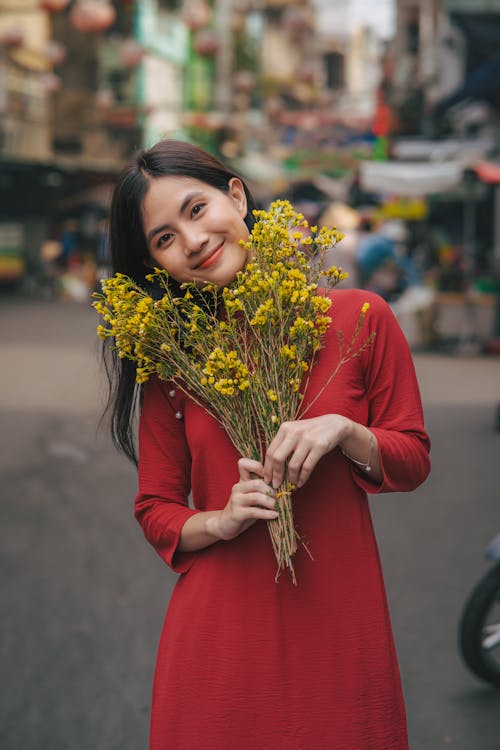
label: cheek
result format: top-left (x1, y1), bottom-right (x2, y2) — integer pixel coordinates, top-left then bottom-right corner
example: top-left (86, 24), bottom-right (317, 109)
top-left (150, 250), bottom-right (176, 274)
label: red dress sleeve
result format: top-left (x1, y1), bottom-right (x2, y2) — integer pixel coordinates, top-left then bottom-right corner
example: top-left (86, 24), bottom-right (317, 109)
top-left (347, 291), bottom-right (431, 494)
top-left (134, 377), bottom-right (200, 573)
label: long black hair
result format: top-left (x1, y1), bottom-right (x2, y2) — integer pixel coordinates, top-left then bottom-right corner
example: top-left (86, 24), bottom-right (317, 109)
top-left (102, 140), bottom-right (257, 464)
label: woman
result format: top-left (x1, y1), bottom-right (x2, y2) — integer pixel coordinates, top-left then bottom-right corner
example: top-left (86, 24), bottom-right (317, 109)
top-left (105, 139), bottom-right (430, 749)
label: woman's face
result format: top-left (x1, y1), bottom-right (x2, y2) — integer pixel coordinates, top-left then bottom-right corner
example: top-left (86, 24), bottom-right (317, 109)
top-left (142, 175), bottom-right (250, 287)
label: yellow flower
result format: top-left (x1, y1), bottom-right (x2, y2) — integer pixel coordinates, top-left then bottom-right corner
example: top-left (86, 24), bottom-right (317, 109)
top-left (93, 198), bottom-right (378, 585)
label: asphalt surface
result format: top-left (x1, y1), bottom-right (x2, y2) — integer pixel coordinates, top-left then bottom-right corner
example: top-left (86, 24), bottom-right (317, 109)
top-left (1, 293), bottom-right (500, 750)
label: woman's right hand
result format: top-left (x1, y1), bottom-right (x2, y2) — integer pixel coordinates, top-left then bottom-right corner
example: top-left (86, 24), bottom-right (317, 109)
top-left (214, 458), bottom-right (278, 541)
top-left (179, 458), bottom-right (278, 552)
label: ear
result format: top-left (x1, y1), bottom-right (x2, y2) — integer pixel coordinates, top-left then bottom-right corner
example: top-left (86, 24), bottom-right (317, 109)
top-left (228, 178), bottom-right (248, 218)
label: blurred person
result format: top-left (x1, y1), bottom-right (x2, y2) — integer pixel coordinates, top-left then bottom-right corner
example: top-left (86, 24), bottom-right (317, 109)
top-left (357, 219), bottom-right (418, 302)
top-left (38, 238), bottom-right (63, 298)
top-left (56, 218), bottom-right (79, 270)
top-left (95, 218), bottom-right (111, 284)
top-left (317, 202), bottom-right (362, 288)
top-left (100, 139), bottom-right (430, 750)
top-left (283, 179), bottom-right (328, 227)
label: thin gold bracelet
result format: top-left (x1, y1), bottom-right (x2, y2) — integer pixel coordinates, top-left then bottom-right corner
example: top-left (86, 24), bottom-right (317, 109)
top-left (341, 430), bottom-right (375, 473)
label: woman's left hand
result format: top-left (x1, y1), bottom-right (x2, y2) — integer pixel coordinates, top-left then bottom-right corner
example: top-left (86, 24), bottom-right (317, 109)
top-left (263, 414), bottom-right (352, 490)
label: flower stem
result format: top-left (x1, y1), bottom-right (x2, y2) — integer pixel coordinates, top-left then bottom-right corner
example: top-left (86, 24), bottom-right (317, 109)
top-left (267, 476), bottom-right (303, 585)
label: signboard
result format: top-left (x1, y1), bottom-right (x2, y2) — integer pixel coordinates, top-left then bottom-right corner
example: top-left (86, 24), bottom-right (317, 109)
top-left (0, 223), bottom-right (24, 282)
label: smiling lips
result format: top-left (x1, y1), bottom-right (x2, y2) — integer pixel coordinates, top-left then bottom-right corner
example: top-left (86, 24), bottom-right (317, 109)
top-left (197, 243), bottom-right (224, 270)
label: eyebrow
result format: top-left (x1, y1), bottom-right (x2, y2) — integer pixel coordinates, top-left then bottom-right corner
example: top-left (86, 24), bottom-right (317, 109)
top-left (146, 191), bottom-right (204, 244)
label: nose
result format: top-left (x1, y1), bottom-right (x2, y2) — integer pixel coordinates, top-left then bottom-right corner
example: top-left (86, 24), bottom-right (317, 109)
top-left (182, 225), bottom-right (209, 256)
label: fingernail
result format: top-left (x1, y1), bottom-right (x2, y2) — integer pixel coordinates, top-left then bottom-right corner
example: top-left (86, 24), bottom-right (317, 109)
top-left (272, 479), bottom-right (280, 489)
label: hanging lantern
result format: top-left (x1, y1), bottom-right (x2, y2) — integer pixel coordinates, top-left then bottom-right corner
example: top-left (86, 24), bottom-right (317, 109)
top-left (193, 29), bottom-right (220, 57)
top-left (69, 0), bottom-right (116, 33)
top-left (39, 0), bottom-right (70, 10)
top-left (44, 40), bottom-right (67, 66)
top-left (118, 38), bottom-right (144, 68)
top-left (1, 27), bottom-right (24, 48)
top-left (181, 0), bottom-right (212, 31)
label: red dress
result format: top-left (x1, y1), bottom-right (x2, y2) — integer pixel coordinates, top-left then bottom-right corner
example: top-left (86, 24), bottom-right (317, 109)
top-left (135, 289), bottom-right (431, 750)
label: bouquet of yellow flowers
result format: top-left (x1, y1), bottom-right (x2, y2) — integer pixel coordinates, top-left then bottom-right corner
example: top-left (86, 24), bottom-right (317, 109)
top-left (93, 200), bottom-right (374, 583)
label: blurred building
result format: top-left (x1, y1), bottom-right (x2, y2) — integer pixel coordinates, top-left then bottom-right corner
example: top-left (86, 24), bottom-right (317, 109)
top-left (378, 0), bottom-right (500, 278)
top-left (0, 0), bottom-right (188, 283)
top-left (315, 15), bottom-right (383, 121)
top-left (389, 0), bottom-right (500, 142)
top-left (0, 0), bottom-right (388, 287)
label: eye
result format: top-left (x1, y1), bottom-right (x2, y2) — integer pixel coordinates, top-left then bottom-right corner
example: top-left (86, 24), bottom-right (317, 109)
top-left (157, 232), bottom-right (173, 249)
top-left (191, 203), bottom-right (205, 217)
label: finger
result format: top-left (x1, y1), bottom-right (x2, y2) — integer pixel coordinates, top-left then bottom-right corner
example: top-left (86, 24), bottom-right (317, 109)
top-left (243, 506), bottom-right (279, 521)
top-left (234, 490), bottom-right (277, 510)
top-left (241, 479), bottom-right (275, 497)
top-left (266, 435), bottom-right (298, 488)
top-left (238, 457), bottom-right (265, 481)
top-left (296, 447), bottom-right (322, 488)
top-left (270, 438), bottom-right (296, 490)
top-left (286, 442), bottom-right (311, 486)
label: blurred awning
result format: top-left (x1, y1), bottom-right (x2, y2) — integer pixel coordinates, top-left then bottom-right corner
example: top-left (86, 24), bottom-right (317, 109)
top-left (359, 160), bottom-right (465, 197)
top-left (0, 157), bottom-right (120, 217)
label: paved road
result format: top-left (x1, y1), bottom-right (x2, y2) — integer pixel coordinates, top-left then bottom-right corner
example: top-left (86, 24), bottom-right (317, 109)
top-left (1, 295), bottom-right (500, 750)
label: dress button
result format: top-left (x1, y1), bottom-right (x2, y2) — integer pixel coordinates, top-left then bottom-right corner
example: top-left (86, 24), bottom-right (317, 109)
top-left (175, 411), bottom-right (183, 420)
top-left (169, 389), bottom-right (176, 397)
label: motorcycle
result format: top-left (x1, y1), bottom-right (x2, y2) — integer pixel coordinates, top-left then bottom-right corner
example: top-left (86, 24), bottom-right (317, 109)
top-left (459, 533), bottom-right (500, 687)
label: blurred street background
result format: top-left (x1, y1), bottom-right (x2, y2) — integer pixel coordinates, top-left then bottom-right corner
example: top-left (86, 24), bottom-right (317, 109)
top-left (1, 0), bottom-right (500, 748)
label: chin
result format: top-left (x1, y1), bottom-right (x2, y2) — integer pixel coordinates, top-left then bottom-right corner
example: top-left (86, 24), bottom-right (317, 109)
top-left (200, 258), bottom-right (246, 288)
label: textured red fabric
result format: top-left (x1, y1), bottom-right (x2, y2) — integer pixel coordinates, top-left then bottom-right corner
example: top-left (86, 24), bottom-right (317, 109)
top-left (135, 289), bottom-right (430, 750)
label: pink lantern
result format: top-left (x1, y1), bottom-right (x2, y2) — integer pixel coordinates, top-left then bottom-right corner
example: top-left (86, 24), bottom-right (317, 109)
top-left (44, 40), bottom-right (67, 66)
top-left (118, 38), bottom-right (144, 68)
top-left (69, 0), bottom-right (116, 33)
top-left (193, 29), bottom-right (220, 57)
top-left (40, 0), bottom-right (70, 10)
